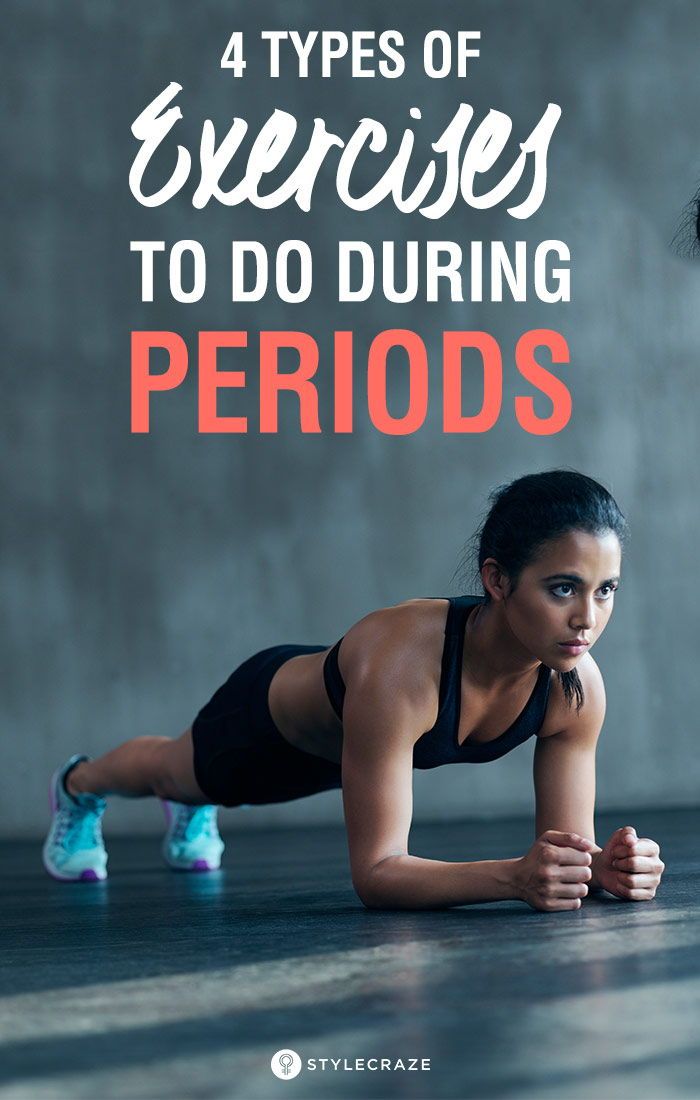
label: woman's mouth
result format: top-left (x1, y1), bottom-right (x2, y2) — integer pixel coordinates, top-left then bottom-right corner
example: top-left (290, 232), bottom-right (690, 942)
top-left (557, 640), bottom-right (590, 656)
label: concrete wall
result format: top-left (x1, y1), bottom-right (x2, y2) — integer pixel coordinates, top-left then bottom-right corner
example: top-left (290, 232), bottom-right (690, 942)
top-left (4, 0), bottom-right (700, 835)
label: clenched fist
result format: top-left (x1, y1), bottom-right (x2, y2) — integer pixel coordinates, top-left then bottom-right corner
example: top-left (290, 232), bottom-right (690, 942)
top-left (514, 830), bottom-right (594, 911)
top-left (591, 826), bottom-right (664, 901)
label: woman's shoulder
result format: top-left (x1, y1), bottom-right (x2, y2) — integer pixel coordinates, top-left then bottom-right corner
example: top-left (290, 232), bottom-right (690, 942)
top-left (341, 597), bottom-right (449, 659)
top-left (338, 597), bottom-right (449, 712)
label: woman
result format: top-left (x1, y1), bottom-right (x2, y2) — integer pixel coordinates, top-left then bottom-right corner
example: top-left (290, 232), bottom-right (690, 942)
top-left (43, 469), bottom-right (665, 910)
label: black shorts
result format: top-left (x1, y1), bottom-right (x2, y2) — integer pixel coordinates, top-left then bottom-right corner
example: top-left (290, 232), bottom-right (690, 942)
top-left (191, 645), bottom-right (343, 808)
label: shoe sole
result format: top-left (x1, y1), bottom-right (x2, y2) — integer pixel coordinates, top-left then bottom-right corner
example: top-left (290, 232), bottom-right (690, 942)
top-left (44, 769), bottom-right (107, 883)
top-left (43, 861), bottom-right (106, 883)
top-left (164, 857), bottom-right (220, 872)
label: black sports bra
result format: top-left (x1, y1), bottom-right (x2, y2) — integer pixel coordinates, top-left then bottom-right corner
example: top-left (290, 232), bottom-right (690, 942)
top-left (322, 595), bottom-right (552, 768)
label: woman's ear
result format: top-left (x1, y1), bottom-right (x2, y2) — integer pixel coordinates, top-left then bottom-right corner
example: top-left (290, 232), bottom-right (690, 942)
top-left (480, 558), bottom-right (512, 602)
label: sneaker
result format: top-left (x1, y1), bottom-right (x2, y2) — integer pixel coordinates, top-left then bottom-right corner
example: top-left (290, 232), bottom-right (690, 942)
top-left (42, 755), bottom-right (108, 882)
top-left (161, 801), bottom-right (224, 871)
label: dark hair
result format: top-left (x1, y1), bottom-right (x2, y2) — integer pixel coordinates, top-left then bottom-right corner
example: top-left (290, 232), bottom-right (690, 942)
top-left (673, 185), bottom-right (700, 258)
top-left (455, 469), bottom-right (628, 712)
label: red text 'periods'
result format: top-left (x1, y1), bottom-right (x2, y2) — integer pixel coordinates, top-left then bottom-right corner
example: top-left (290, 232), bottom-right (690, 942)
top-left (130, 328), bottom-right (571, 435)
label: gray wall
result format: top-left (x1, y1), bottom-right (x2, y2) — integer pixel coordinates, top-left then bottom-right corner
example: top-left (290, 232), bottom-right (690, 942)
top-left (4, 0), bottom-right (700, 836)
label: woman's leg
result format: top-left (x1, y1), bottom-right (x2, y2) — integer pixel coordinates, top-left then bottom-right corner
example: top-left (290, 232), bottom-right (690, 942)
top-left (66, 728), bottom-right (210, 806)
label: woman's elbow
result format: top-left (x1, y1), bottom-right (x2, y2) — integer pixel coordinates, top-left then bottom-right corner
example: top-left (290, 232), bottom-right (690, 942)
top-left (352, 860), bottom-right (394, 908)
top-left (353, 874), bottom-right (387, 909)
top-left (352, 857), bottom-right (408, 909)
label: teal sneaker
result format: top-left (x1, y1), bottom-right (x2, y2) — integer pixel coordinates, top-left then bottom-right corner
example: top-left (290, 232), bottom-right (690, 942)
top-left (161, 800), bottom-right (224, 871)
top-left (42, 755), bottom-right (108, 882)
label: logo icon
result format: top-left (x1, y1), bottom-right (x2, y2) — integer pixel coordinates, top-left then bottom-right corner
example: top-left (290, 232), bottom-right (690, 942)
top-left (271, 1049), bottom-right (302, 1080)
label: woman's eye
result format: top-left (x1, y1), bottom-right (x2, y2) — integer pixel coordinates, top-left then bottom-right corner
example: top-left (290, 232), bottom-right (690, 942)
top-left (597, 584), bottom-right (617, 600)
top-left (550, 582), bottom-right (618, 600)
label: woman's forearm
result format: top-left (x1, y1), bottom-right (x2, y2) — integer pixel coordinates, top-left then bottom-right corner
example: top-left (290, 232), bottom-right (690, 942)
top-left (358, 853), bottom-right (522, 909)
top-left (588, 845), bottom-right (605, 891)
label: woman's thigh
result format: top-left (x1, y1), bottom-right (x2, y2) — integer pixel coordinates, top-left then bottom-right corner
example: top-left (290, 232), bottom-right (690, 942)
top-left (155, 728), bottom-right (212, 804)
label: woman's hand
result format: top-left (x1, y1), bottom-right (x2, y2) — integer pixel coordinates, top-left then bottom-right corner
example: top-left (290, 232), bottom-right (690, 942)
top-left (591, 826), bottom-right (664, 901)
top-left (515, 830), bottom-right (594, 911)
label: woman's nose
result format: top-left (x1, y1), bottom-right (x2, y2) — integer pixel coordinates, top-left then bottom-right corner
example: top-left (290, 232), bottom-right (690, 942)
top-left (570, 599), bottom-right (594, 630)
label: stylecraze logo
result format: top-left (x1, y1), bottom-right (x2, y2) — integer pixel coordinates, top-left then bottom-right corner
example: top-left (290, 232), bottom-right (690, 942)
top-left (308, 1056), bottom-right (431, 1072)
top-left (270, 1049), bottom-right (431, 1078)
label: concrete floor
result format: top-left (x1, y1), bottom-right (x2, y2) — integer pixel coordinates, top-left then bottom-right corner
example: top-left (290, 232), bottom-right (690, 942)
top-left (1, 808), bottom-right (698, 1100)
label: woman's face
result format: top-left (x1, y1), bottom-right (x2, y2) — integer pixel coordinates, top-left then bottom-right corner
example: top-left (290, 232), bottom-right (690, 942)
top-left (501, 528), bottom-right (622, 671)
